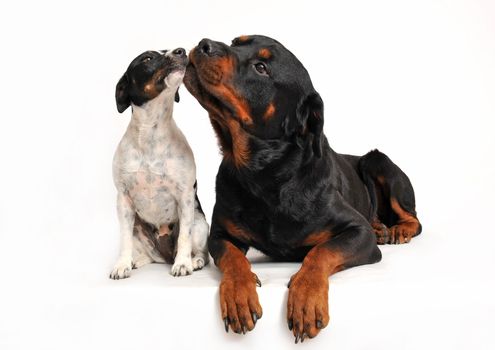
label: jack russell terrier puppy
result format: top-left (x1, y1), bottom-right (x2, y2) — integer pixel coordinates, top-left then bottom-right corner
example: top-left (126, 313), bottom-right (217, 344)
top-left (110, 48), bottom-right (209, 279)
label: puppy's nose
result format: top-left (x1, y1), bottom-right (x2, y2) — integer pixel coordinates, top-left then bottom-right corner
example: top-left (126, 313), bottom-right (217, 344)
top-left (198, 38), bottom-right (223, 57)
top-left (172, 48), bottom-right (186, 58)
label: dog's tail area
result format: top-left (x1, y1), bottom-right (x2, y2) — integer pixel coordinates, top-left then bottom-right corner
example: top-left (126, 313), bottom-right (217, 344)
top-left (358, 149), bottom-right (422, 236)
top-left (358, 149), bottom-right (382, 221)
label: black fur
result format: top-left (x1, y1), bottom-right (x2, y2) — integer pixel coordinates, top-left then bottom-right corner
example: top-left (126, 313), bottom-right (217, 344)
top-left (184, 35), bottom-right (421, 267)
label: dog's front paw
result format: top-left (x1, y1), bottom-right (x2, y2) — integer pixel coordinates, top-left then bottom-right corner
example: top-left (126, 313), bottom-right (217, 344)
top-left (287, 271), bottom-right (329, 343)
top-left (170, 255), bottom-right (193, 277)
top-left (109, 259), bottom-right (132, 280)
top-left (220, 270), bottom-right (262, 334)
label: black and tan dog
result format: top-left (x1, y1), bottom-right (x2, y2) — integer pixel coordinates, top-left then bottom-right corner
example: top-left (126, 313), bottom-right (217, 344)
top-left (184, 35), bottom-right (421, 343)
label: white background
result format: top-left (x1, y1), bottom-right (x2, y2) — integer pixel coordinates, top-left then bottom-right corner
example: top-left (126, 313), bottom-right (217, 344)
top-left (1, 0), bottom-right (494, 349)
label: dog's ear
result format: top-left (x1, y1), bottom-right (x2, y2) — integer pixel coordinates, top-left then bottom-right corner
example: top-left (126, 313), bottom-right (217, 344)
top-left (174, 87), bottom-right (180, 103)
top-left (290, 92), bottom-right (324, 157)
top-left (304, 92), bottom-right (324, 157)
top-left (115, 74), bottom-right (131, 113)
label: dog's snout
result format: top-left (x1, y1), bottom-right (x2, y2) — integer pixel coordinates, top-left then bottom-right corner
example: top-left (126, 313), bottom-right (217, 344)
top-left (198, 38), bottom-right (224, 57)
top-left (172, 48), bottom-right (186, 58)
top-left (199, 39), bottom-right (212, 55)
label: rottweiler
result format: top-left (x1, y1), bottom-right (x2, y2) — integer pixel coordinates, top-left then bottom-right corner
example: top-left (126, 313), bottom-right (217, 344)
top-left (184, 35), bottom-right (421, 343)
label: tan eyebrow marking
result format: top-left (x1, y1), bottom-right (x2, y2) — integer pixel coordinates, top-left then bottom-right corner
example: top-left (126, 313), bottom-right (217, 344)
top-left (238, 35), bottom-right (250, 42)
top-left (258, 48), bottom-right (272, 59)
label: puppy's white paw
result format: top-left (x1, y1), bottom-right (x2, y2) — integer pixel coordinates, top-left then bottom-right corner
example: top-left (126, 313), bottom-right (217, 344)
top-left (192, 254), bottom-right (208, 271)
top-left (109, 259), bottom-right (132, 280)
top-left (170, 255), bottom-right (193, 277)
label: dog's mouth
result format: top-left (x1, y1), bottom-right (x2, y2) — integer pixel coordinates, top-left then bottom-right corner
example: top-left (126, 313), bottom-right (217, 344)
top-left (184, 48), bottom-right (252, 125)
top-left (184, 52), bottom-right (226, 118)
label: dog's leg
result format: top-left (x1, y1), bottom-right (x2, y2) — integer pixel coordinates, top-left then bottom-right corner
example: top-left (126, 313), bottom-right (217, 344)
top-left (109, 193), bottom-right (135, 279)
top-left (209, 213), bottom-right (262, 334)
top-left (170, 191), bottom-right (195, 276)
top-left (359, 149), bottom-right (422, 244)
top-left (287, 206), bottom-right (382, 342)
top-left (191, 207), bottom-right (209, 270)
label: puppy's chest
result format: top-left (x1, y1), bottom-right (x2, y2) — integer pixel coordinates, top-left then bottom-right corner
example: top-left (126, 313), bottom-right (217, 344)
top-left (122, 169), bottom-right (175, 198)
top-left (116, 147), bottom-right (190, 225)
top-left (120, 169), bottom-right (179, 225)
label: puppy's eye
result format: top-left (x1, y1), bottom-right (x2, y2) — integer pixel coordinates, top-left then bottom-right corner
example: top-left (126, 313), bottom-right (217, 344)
top-left (254, 62), bottom-right (268, 76)
top-left (142, 57), bottom-right (152, 63)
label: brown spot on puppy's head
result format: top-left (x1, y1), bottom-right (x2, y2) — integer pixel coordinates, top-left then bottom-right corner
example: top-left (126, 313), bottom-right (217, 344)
top-left (115, 48), bottom-right (187, 113)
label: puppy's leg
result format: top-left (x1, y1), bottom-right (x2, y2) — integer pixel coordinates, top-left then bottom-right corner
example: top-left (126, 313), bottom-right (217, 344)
top-left (191, 207), bottom-right (209, 270)
top-left (170, 191), bottom-right (194, 276)
top-left (132, 217), bottom-right (165, 269)
top-left (109, 193), bottom-right (135, 280)
top-left (132, 253), bottom-right (153, 269)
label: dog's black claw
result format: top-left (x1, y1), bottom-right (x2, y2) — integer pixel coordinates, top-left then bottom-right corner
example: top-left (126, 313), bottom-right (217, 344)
top-left (287, 277), bottom-right (294, 288)
top-left (256, 276), bottom-right (262, 287)
top-left (288, 319), bottom-right (293, 330)
top-left (242, 325), bottom-right (247, 334)
top-left (316, 320), bottom-right (323, 329)
top-left (252, 312), bottom-right (258, 325)
top-left (295, 333), bottom-right (300, 344)
top-left (301, 333), bottom-right (306, 343)
top-left (223, 317), bottom-right (229, 333)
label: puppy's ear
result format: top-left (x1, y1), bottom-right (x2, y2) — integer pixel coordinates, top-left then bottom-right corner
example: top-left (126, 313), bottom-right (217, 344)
top-left (174, 88), bottom-right (180, 103)
top-left (290, 92), bottom-right (324, 157)
top-left (115, 74), bottom-right (131, 113)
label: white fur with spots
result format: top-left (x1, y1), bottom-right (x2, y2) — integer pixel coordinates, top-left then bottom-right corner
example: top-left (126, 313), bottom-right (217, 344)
top-left (109, 57), bottom-right (209, 279)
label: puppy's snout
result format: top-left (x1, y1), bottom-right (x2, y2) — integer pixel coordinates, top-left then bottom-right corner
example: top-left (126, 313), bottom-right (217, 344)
top-left (198, 38), bottom-right (224, 57)
top-left (172, 48), bottom-right (186, 58)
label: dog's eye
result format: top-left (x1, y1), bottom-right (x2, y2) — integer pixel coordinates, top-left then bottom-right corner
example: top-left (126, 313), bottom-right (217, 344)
top-left (254, 62), bottom-right (268, 76)
top-left (142, 57), bottom-right (152, 63)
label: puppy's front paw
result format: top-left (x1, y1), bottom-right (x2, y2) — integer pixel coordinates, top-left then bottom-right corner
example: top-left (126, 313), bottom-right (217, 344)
top-left (170, 255), bottom-right (193, 277)
top-left (109, 259), bottom-right (132, 280)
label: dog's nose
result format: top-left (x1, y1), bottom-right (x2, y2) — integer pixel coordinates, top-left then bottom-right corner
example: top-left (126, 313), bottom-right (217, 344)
top-left (172, 48), bottom-right (186, 58)
top-left (198, 38), bottom-right (223, 57)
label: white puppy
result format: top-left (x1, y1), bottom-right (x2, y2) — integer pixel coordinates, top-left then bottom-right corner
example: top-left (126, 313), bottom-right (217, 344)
top-left (110, 48), bottom-right (209, 279)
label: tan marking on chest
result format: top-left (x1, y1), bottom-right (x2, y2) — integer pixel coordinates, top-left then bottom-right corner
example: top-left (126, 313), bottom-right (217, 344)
top-left (223, 219), bottom-right (254, 243)
top-left (224, 118), bottom-right (250, 168)
top-left (302, 230), bottom-right (332, 246)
